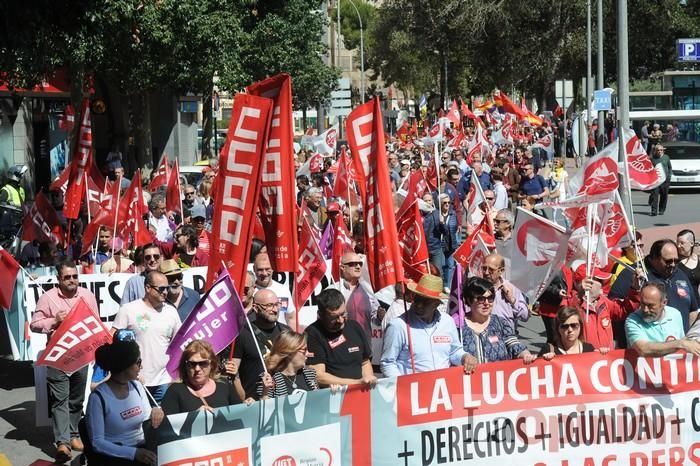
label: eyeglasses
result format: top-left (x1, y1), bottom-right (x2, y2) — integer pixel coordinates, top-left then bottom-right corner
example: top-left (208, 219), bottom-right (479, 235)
top-left (147, 284), bottom-right (169, 294)
top-left (342, 261), bottom-right (363, 268)
top-left (256, 301), bottom-right (280, 310)
top-left (145, 254), bottom-right (161, 261)
top-left (61, 274), bottom-right (78, 280)
top-left (485, 197), bottom-right (495, 201)
top-left (134, 358), bottom-right (142, 367)
top-left (296, 346), bottom-right (308, 355)
top-left (185, 192), bottom-right (195, 196)
top-left (559, 322), bottom-right (581, 331)
top-left (474, 295), bottom-right (495, 303)
top-left (185, 360), bottom-right (211, 369)
top-left (167, 274), bottom-right (183, 283)
top-left (494, 218), bottom-right (509, 224)
top-left (480, 266), bottom-right (501, 273)
top-left (326, 312), bottom-right (348, 322)
top-left (441, 202), bottom-right (450, 205)
top-left (243, 286), bottom-right (251, 294)
top-left (661, 257), bottom-right (678, 265)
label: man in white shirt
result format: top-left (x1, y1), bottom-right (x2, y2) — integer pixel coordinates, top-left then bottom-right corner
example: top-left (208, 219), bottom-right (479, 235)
top-left (113, 271), bottom-right (181, 403)
top-left (253, 253), bottom-right (298, 330)
top-left (147, 193), bottom-right (174, 242)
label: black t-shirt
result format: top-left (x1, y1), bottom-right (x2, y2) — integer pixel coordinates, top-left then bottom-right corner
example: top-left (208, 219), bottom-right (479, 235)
top-left (233, 321), bottom-right (290, 398)
top-left (161, 381), bottom-right (241, 415)
top-left (305, 319), bottom-right (371, 381)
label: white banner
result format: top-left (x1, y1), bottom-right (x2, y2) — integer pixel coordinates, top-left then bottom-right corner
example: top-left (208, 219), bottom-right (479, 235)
top-left (158, 428), bottom-right (253, 466)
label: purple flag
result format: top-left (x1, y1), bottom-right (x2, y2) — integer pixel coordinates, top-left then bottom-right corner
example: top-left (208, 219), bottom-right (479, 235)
top-left (319, 220), bottom-right (334, 259)
top-left (448, 263), bottom-right (465, 329)
top-left (165, 270), bottom-right (246, 378)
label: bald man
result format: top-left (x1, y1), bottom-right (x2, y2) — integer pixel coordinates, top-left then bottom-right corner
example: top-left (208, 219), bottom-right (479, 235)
top-left (230, 289), bottom-right (291, 399)
top-left (253, 253), bottom-right (297, 331)
top-left (478, 253), bottom-right (529, 332)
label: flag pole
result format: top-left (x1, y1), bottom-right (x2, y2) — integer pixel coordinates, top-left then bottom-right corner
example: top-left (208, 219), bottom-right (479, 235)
top-left (111, 175), bottom-right (122, 261)
top-left (84, 172), bottom-right (91, 225)
top-left (222, 260), bottom-right (267, 372)
top-left (400, 282), bottom-right (416, 374)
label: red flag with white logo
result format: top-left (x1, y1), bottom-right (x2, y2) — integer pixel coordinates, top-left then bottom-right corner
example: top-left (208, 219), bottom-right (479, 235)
top-left (346, 97), bottom-right (404, 290)
top-left (531, 133), bottom-right (554, 160)
top-left (91, 179), bottom-right (121, 227)
top-left (247, 74), bottom-right (299, 272)
top-left (622, 128), bottom-right (664, 191)
top-left (22, 192), bottom-right (65, 245)
top-left (447, 100), bottom-right (461, 129)
top-left (207, 94), bottom-right (273, 289)
top-left (0, 246), bottom-right (20, 309)
top-left (49, 166), bottom-right (71, 194)
top-left (511, 207), bottom-right (570, 302)
top-left (148, 154), bottom-right (170, 191)
top-left (396, 201), bottom-right (429, 280)
top-left (567, 139), bottom-right (619, 201)
top-left (294, 216), bottom-right (327, 310)
top-left (58, 104), bottom-right (75, 132)
top-left (64, 99), bottom-right (93, 219)
top-left (36, 298), bottom-right (112, 374)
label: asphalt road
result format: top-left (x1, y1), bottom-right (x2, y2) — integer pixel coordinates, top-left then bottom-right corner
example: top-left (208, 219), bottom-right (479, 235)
top-left (1, 186), bottom-right (698, 466)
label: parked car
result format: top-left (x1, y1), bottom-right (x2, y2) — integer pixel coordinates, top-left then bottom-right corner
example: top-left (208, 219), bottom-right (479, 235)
top-left (664, 141), bottom-right (700, 189)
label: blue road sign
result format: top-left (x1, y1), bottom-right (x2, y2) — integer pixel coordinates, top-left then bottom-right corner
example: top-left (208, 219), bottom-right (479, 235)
top-left (593, 89), bottom-right (612, 112)
top-left (678, 39), bottom-right (700, 62)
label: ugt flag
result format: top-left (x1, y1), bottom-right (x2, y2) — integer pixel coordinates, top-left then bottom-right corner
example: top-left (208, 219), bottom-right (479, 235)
top-left (36, 298), bottom-right (112, 375)
top-left (166, 270), bottom-right (248, 378)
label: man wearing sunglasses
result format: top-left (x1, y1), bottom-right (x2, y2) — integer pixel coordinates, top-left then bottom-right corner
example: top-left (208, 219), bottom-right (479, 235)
top-left (120, 243), bottom-right (163, 304)
top-left (113, 270), bottom-right (182, 403)
top-left (327, 252), bottom-right (379, 341)
top-left (30, 259), bottom-right (100, 462)
top-left (159, 259), bottom-right (200, 322)
top-left (644, 239), bottom-right (698, 332)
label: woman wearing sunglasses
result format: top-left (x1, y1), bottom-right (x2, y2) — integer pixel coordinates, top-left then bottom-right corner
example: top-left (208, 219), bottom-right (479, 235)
top-left (161, 340), bottom-right (242, 415)
top-left (84, 338), bottom-right (162, 465)
top-left (539, 307), bottom-right (599, 360)
top-left (461, 277), bottom-right (536, 364)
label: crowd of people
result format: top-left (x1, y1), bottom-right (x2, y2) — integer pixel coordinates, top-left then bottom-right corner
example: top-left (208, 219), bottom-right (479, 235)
top-left (3, 114), bottom-right (699, 465)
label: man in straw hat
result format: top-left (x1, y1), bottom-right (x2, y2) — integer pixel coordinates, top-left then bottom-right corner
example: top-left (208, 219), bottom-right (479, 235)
top-left (380, 273), bottom-right (478, 377)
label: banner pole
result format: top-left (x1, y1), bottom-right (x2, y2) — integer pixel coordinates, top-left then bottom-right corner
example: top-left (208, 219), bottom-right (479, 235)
top-left (400, 282), bottom-right (416, 374)
top-left (111, 175), bottom-right (122, 260)
top-left (84, 172), bottom-right (91, 225)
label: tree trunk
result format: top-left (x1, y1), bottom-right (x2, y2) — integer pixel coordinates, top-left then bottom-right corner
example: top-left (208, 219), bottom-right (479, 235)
top-left (132, 91), bottom-right (152, 169)
top-left (201, 85), bottom-right (213, 160)
top-left (302, 108), bottom-right (308, 133)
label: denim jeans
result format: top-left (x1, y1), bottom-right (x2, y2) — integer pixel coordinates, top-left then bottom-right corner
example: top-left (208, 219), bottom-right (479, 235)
top-left (147, 383), bottom-right (169, 405)
top-left (47, 365), bottom-right (88, 445)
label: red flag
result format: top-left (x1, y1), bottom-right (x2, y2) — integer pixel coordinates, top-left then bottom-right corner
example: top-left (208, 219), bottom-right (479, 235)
top-left (346, 97), bottom-right (404, 290)
top-left (623, 128), bottom-right (664, 190)
top-left (22, 192), bottom-right (65, 244)
top-left (454, 217), bottom-right (494, 270)
top-left (117, 169), bottom-right (151, 247)
top-left (148, 154), bottom-right (170, 191)
top-left (333, 147), bottom-right (351, 199)
top-left (331, 215), bottom-right (353, 282)
top-left (294, 216), bottom-right (327, 310)
top-left (91, 179), bottom-right (121, 227)
top-left (396, 121), bottom-right (409, 142)
top-left (0, 247), bottom-right (20, 309)
top-left (567, 139), bottom-right (619, 200)
top-left (86, 174), bottom-right (103, 218)
top-left (49, 166), bottom-right (71, 194)
top-left (553, 103), bottom-right (564, 118)
top-left (208, 94), bottom-right (273, 289)
top-left (447, 100), bottom-right (461, 128)
top-left (58, 104), bottom-right (75, 132)
top-left (36, 298), bottom-right (112, 374)
top-left (309, 153), bottom-right (323, 173)
top-left (247, 74), bottom-right (299, 273)
top-left (166, 159), bottom-right (181, 213)
top-left (411, 119), bottom-right (418, 136)
top-left (397, 170), bottom-right (428, 218)
top-left (397, 201), bottom-right (429, 266)
top-left (424, 144), bottom-right (439, 192)
top-left (64, 98), bottom-right (93, 219)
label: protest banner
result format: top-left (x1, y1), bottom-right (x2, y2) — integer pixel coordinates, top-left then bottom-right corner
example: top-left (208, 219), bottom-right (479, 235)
top-left (154, 350), bottom-right (700, 466)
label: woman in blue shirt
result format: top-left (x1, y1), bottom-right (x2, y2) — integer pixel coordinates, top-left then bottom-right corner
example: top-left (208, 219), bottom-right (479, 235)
top-left (461, 277), bottom-right (537, 364)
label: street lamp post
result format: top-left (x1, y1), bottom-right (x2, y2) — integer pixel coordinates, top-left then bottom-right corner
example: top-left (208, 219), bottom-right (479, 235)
top-left (342, 0), bottom-right (365, 103)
